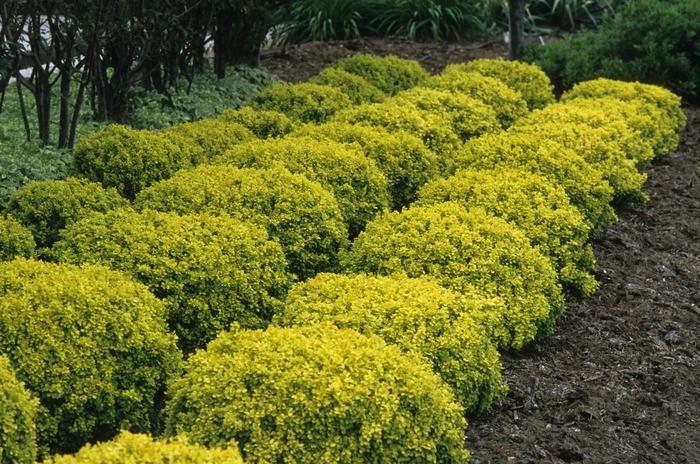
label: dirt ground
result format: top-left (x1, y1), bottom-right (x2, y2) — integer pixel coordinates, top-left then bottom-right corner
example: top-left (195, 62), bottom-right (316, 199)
top-left (261, 38), bottom-right (700, 464)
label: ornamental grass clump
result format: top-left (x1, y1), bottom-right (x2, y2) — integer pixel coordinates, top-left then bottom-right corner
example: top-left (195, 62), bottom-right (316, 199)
top-left (250, 82), bottom-right (352, 123)
top-left (0, 355), bottom-right (38, 464)
top-left (275, 273), bottom-right (507, 414)
top-left (216, 106), bottom-right (297, 138)
top-left (162, 118), bottom-right (255, 160)
top-left (135, 165), bottom-right (348, 279)
top-left (215, 137), bottom-right (390, 237)
top-left (331, 53), bottom-right (430, 95)
top-left (165, 324), bottom-right (469, 463)
top-left (0, 259), bottom-right (181, 457)
top-left (6, 177), bottom-right (129, 249)
top-left (309, 67), bottom-right (386, 104)
top-left (342, 203), bottom-right (564, 350)
top-left (416, 168), bottom-right (597, 296)
top-left (0, 215), bottom-right (35, 261)
top-left (52, 209), bottom-right (292, 353)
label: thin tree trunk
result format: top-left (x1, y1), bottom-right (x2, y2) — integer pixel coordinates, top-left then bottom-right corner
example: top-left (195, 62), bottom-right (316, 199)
top-left (508, 0), bottom-right (525, 60)
top-left (16, 78), bottom-right (31, 142)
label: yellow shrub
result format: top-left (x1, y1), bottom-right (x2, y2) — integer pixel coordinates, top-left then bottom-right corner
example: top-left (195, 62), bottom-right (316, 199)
top-left (0, 215), bottom-right (35, 261)
top-left (162, 118), bottom-right (255, 160)
top-left (309, 67), bottom-right (386, 104)
top-left (251, 82), bottom-right (352, 123)
top-left (216, 106), bottom-right (297, 138)
top-left (0, 355), bottom-right (38, 464)
top-left (331, 53), bottom-right (430, 95)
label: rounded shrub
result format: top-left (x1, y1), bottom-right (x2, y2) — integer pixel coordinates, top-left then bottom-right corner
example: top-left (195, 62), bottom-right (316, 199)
top-left (215, 137), bottom-right (390, 237)
top-left (52, 209), bottom-right (292, 353)
top-left (0, 355), bottom-right (38, 464)
top-left (162, 118), bottom-right (255, 160)
top-left (332, 53), bottom-right (430, 95)
top-left (250, 82), bottom-right (352, 123)
top-left (0, 259), bottom-right (181, 457)
top-left (309, 67), bottom-right (386, 104)
top-left (47, 432), bottom-right (243, 464)
top-left (275, 273), bottom-right (506, 414)
top-left (457, 132), bottom-right (617, 232)
top-left (290, 122), bottom-right (438, 208)
top-left (447, 58), bottom-right (555, 109)
top-left (416, 168), bottom-right (597, 296)
top-left (394, 87), bottom-right (501, 141)
top-left (135, 165), bottom-right (348, 280)
top-left (165, 324), bottom-right (469, 463)
top-left (425, 70), bottom-right (529, 128)
top-left (0, 215), bottom-right (35, 261)
top-left (6, 177), bottom-right (129, 249)
top-left (216, 106), bottom-right (297, 138)
top-left (342, 203), bottom-right (564, 349)
top-left (74, 124), bottom-right (197, 199)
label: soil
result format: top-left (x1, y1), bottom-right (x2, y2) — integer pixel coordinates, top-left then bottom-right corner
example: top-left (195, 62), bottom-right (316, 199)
top-left (260, 38), bottom-right (700, 464)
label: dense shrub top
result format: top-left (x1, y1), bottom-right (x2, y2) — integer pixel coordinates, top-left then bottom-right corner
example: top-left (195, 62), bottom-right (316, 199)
top-left (276, 273), bottom-right (507, 414)
top-left (0, 215), bottom-right (35, 261)
top-left (216, 106), bottom-right (297, 138)
top-left (166, 324), bottom-right (469, 463)
top-left (135, 165), bottom-right (348, 280)
top-left (331, 53), bottom-right (430, 95)
top-left (0, 259), bottom-right (181, 457)
top-left (342, 203), bottom-right (564, 349)
top-left (162, 118), bottom-right (255, 160)
top-left (251, 82), bottom-right (352, 123)
top-left (309, 67), bottom-right (386, 104)
top-left (0, 355), bottom-right (38, 464)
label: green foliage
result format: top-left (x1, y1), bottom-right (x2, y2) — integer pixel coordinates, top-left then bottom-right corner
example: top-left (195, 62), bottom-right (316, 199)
top-left (52, 208), bottom-right (292, 353)
top-left (342, 203), bottom-right (564, 349)
top-left (0, 259), bottom-right (181, 457)
top-left (309, 67), bottom-right (386, 104)
top-left (165, 324), bottom-right (469, 463)
top-left (290, 122), bottom-right (438, 209)
top-left (47, 432), bottom-right (243, 464)
top-left (447, 58), bottom-right (555, 109)
top-left (0, 355), bottom-right (38, 464)
top-left (161, 119), bottom-right (255, 160)
top-left (215, 137), bottom-right (390, 237)
top-left (457, 132), bottom-right (617, 232)
top-left (135, 165), bottom-right (348, 280)
top-left (6, 177), bottom-right (128, 249)
top-left (332, 53), bottom-right (430, 95)
top-left (251, 83), bottom-right (352, 123)
top-left (216, 106), bottom-right (297, 138)
top-left (416, 168), bottom-right (597, 296)
top-left (0, 216), bottom-right (35, 261)
top-left (275, 273), bottom-right (507, 414)
top-left (273, 0), bottom-right (366, 43)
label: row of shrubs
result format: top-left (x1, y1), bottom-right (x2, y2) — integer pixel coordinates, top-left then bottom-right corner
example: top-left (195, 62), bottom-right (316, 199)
top-left (0, 54), bottom-right (685, 462)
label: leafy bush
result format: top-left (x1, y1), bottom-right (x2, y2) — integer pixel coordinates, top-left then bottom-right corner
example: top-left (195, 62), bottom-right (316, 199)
top-left (0, 355), bottom-right (38, 464)
top-left (6, 177), bottom-right (128, 249)
top-left (447, 58), bottom-right (555, 109)
top-left (47, 432), bottom-right (243, 464)
top-left (273, 0), bottom-right (366, 43)
top-left (342, 203), bottom-right (564, 349)
top-left (162, 119), bottom-right (255, 160)
top-left (135, 165), bottom-right (348, 280)
top-left (276, 273), bottom-right (506, 414)
top-left (309, 67), bottom-right (386, 104)
top-left (424, 70), bottom-right (529, 127)
top-left (52, 209), bottom-right (292, 353)
top-left (216, 137), bottom-right (390, 237)
top-left (216, 106), bottom-right (297, 138)
top-left (416, 168), bottom-right (597, 296)
top-left (332, 53), bottom-right (430, 95)
top-left (457, 132), bottom-right (617, 232)
top-left (250, 83), bottom-right (352, 123)
top-left (0, 216), bottom-right (35, 261)
top-left (165, 324), bottom-right (469, 463)
top-left (0, 259), bottom-right (181, 457)
top-left (290, 122), bottom-right (438, 208)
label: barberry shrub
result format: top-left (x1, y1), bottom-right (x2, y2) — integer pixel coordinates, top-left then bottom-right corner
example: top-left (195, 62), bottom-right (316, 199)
top-left (162, 118), bottom-right (255, 160)
top-left (251, 83), bottom-right (352, 123)
top-left (309, 67), bottom-right (386, 104)
top-left (331, 53), bottom-right (430, 95)
top-left (216, 106), bottom-right (297, 138)
top-left (0, 215), bottom-right (35, 261)
top-left (0, 355), bottom-right (38, 464)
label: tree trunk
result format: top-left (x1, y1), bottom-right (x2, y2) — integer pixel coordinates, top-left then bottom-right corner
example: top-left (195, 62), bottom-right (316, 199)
top-left (508, 0), bottom-right (525, 60)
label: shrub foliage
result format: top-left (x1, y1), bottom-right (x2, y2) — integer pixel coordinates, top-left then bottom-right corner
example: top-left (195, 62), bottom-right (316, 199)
top-left (0, 355), bottom-right (38, 464)
top-left (332, 53), bottom-right (430, 95)
top-left (0, 216), bottom-right (35, 261)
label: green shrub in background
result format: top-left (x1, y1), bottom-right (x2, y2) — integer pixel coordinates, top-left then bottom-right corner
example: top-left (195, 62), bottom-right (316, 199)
top-left (216, 106), bottom-right (297, 138)
top-left (135, 165), bottom-right (348, 280)
top-left (6, 178), bottom-right (129, 249)
top-left (393, 87), bottom-right (501, 141)
top-left (52, 209), bottom-right (292, 353)
top-left (216, 137), bottom-right (390, 237)
top-left (0, 259), bottom-right (181, 457)
top-left (447, 58), bottom-right (555, 109)
top-left (332, 53), bottom-right (430, 95)
top-left (342, 203), bottom-right (564, 349)
top-left (165, 324), bottom-right (469, 463)
top-left (309, 67), bottom-right (386, 104)
top-left (162, 119), bottom-right (255, 160)
top-left (0, 355), bottom-right (38, 464)
top-left (251, 83), bottom-right (352, 123)
top-left (272, 0), bottom-right (367, 43)
top-left (47, 432), bottom-right (243, 464)
top-left (0, 216), bottom-right (35, 261)
top-left (457, 132), bottom-right (617, 232)
top-left (416, 168), bottom-right (597, 296)
top-left (290, 122), bottom-right (438, 209)
top-left (276, 273), bottom-right (507, 414)
top-left (425, 70), bottom-right (529, 128)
